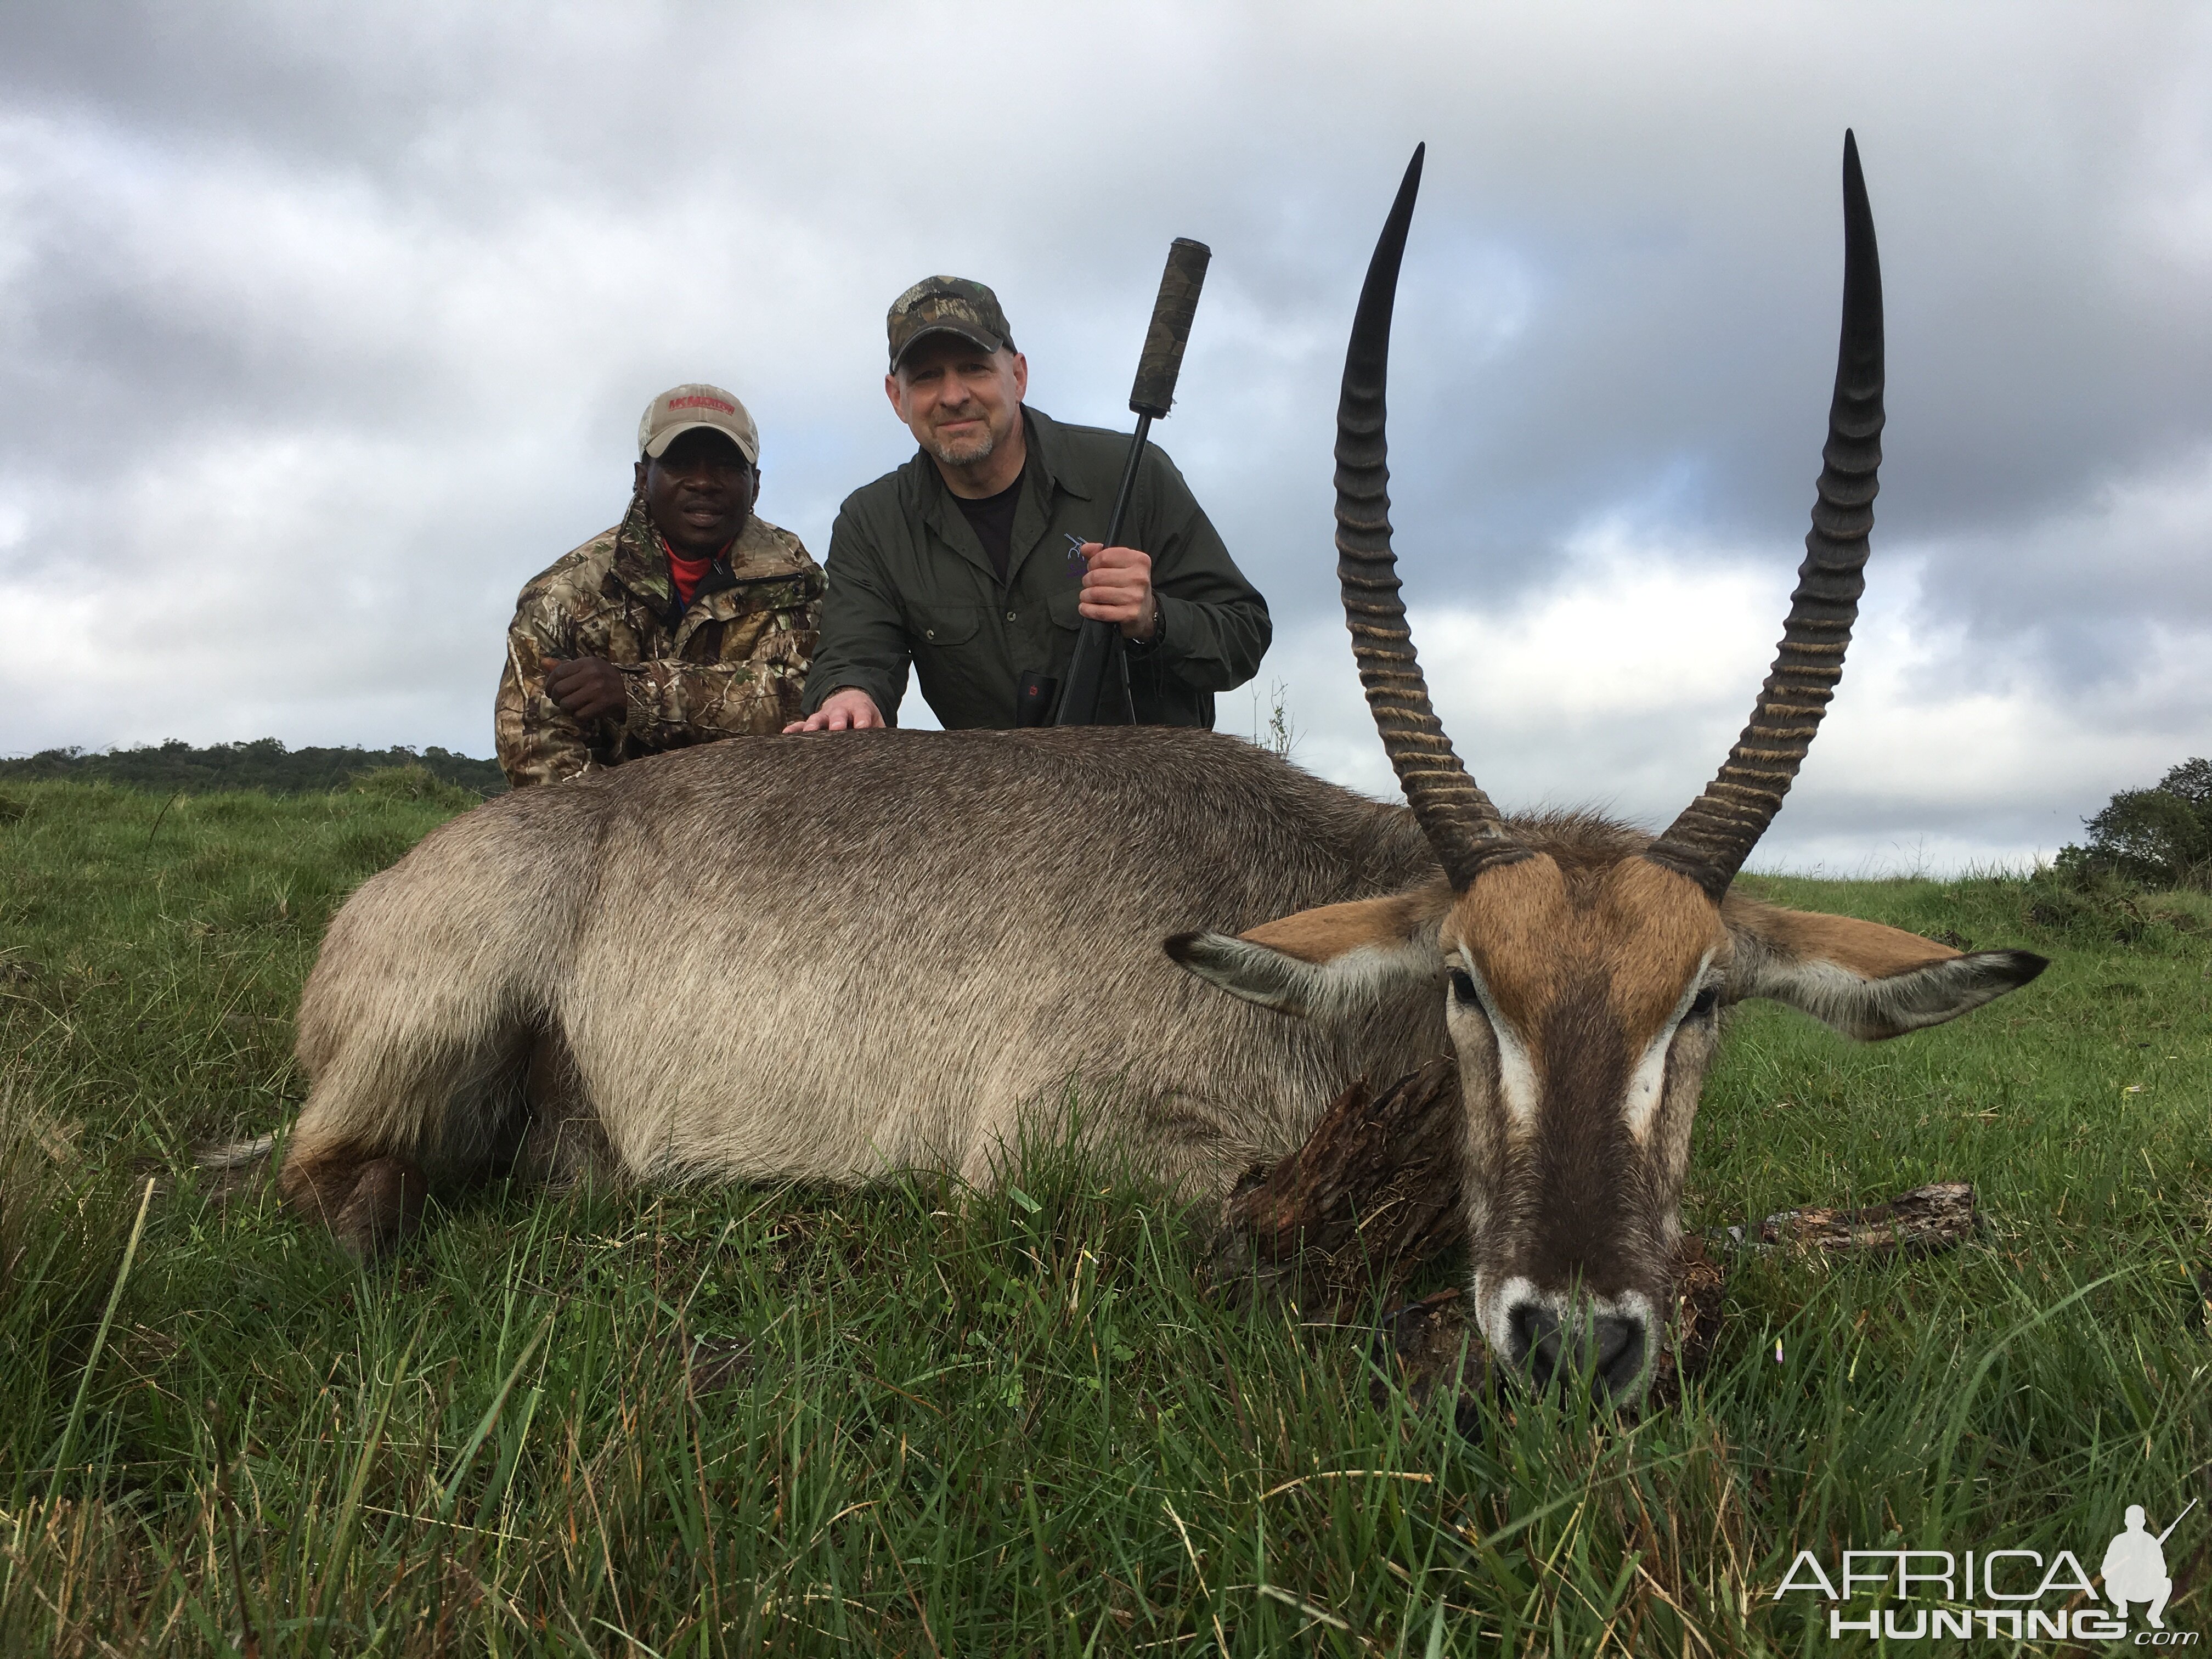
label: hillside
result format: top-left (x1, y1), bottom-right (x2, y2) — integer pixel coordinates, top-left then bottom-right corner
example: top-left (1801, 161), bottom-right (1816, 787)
top-left (0, 737), bottom-right (506, 797)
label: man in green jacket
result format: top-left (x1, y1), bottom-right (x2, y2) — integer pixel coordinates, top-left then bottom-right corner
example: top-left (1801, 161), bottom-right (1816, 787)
top-left (787, 276), bottom-right (1269, 732)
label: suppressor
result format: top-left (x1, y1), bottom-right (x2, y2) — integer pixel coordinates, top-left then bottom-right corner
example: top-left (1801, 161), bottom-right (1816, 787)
top-left (1054, 238), bottom-right (1214, 727)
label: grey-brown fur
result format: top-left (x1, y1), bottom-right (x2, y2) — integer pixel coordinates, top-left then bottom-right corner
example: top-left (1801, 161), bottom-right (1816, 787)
top-left (281, 726), bottom-right (1454, 1252)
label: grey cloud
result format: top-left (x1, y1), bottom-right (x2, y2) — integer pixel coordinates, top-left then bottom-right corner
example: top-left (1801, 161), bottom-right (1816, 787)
top-left (1, 2), bottom-right (2207, 870)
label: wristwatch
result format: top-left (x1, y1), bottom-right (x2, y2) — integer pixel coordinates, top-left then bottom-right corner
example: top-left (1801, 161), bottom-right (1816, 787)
top-left (1130, 592), bottom-right (1166, 655)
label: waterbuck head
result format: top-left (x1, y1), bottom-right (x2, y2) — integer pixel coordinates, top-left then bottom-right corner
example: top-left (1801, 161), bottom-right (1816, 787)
top-left (1169, 136), bottom-right (2046, 1403)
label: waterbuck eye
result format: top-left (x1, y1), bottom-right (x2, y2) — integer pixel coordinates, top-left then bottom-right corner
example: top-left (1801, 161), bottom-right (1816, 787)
top-left (1688, 986), bottom-right (1720, 1019)
top-left (1449, 968), bottom-right (1479, 1006)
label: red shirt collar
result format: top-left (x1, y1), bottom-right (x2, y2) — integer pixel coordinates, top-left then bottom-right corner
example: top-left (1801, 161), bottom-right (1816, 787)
top-left (659, 532), bottom-right (731, 606)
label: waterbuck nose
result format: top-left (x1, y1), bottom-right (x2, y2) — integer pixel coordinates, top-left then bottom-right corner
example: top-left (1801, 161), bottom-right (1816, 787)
top-left (1504, 1302), bottom-right (1647, 1398)
top-left (1590, 1314), bottom-right (1646, 1397)
top-left (1508, 1302), bottom-right (1564, 1385)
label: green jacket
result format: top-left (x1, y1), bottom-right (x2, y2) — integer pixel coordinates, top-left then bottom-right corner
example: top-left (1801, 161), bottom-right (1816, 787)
top-left (801, 407), bottom-right (1269, 729)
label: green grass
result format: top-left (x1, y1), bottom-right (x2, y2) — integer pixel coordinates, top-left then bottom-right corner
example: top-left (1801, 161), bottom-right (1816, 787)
top-left (1, 778), bottom-right (2208, 1656)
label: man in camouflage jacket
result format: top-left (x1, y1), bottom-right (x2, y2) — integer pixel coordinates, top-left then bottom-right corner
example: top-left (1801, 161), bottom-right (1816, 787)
top-left (495, 383), bottom-right (823, 787)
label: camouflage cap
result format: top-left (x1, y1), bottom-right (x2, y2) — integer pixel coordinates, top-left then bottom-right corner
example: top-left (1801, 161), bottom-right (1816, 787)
top-left (638, 383), bottom-right (759, 464)
top-left (887, 276), bottom-right (1013, 370)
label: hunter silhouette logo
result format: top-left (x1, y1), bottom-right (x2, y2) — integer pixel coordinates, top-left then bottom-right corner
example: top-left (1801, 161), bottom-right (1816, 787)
top-left (2105, 1500), bottom-right (2193, 1630)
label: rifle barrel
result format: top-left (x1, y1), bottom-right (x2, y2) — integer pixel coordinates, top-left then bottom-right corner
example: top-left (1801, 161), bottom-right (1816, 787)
top-left (1056, 238), bottom-right (1211, 727)
top-left (2156, 1497), bottom-right (2198, 1545)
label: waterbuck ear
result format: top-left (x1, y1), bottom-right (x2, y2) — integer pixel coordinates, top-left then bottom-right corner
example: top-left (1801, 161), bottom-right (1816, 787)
top-left (1722, 895), bottom-right (2049, 1041)
top-left (1165, 883), bottom-right (1449, 1017)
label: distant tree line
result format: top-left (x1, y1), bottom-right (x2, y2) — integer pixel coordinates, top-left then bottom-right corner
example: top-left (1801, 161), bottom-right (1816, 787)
top-left (2059, 757), bottom-right (2211, 891)
top-left (0, 738), bottom-right (507, 797)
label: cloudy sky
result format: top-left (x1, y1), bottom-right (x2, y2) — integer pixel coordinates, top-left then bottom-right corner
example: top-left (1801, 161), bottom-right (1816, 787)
top-left (3, 2), bottom-right (2207, 871)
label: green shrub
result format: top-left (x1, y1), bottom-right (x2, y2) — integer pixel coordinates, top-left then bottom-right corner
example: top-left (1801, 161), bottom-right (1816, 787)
top-left (346, 764), bottom-right (483, 812)
top-left (2056, 757), bottom-right (2212, 890)
top-left (0, 738), bottom-right (506, 797)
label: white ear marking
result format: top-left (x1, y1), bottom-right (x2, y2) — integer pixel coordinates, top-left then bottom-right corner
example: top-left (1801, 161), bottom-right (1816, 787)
top-left (1166, 928), bottom-right (1439, 1019)
top-left (1737, 946), bottom-right (2049, 1041)
top-left (1165, 932), bottom-right (1317, 1015)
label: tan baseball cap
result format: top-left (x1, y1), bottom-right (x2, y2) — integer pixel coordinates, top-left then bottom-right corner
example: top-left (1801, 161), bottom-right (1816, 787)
top-left (637, 383), bottom-right (759, 464)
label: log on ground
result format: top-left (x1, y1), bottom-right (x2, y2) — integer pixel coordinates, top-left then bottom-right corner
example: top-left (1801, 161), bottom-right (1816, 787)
top-left (1712, 1181), bottom-right (1978, 1257)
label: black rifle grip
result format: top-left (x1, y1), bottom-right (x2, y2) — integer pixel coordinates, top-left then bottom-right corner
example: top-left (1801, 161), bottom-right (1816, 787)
top-left (1128, 238), bottom-right (1211, 419)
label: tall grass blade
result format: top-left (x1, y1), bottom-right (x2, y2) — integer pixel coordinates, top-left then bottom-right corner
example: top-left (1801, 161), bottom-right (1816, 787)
top-left (43, 1174), bottom-right (154, 1481)
top-left (439, 1313), bottom-right (555, 1519)
top-left (307, 1308), bottom-right (428, 1647)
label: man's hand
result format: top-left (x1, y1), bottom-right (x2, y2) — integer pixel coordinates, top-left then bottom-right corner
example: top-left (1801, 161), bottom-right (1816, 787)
top-left (783, 687), bottom-right (887, 733)
top-left (1077, 544), bottom-right (1158, 640)
top-left (543, 657), bottom-right (628, 724)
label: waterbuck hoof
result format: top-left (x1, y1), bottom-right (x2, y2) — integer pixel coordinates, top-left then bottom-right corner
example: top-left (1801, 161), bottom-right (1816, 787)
top-left (329, 1156), bottom-right (427, 1262)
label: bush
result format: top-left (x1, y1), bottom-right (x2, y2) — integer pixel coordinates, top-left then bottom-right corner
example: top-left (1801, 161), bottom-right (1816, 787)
top-left (2057, 757), bottom-right (2212, 891)
top-left (0, 738), bottom-right (506, 797)
top-left (347, 764), bottom-right (485, 812)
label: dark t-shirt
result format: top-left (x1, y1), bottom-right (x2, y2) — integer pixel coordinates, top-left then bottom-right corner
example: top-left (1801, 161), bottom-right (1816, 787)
top-left (952, 475), bottom-right (1024, 583)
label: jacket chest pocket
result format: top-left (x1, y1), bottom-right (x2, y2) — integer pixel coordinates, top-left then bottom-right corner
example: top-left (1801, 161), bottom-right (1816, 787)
top-left (685, 616), bottom-right (763, 663)
top-left (912, 606), bottom-right (985, 651)
top-left (1046, 588), bottom-right (1082, 636)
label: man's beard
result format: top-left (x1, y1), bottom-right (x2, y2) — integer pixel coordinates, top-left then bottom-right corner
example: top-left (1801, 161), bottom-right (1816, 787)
top-left (926, 420), bottom-right (997, 468)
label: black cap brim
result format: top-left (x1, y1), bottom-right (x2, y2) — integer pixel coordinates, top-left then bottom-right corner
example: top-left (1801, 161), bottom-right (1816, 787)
top-left (890, 322), bottom-right (1006, 371)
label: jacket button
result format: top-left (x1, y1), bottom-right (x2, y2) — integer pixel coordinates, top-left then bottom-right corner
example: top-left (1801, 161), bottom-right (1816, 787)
top-left (924, 628), bottom-right (936, 640)
top-left (1006, 610), bottom-right (1017, 622)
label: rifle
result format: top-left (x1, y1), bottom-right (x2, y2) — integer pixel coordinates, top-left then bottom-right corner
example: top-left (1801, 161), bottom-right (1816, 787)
top-left (2157, 1498), bottom-right (2198, 1546)
top-left (1054, 237), bottom-right (1212, 726)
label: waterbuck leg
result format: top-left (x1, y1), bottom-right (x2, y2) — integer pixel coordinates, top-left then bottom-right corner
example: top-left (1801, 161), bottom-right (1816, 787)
top-left (1205, 1056), bottom-right (1466, 1314)
top-left (503, 1024), bottom-right (616, 1188)
top-left (335, 1157), bottom-right (427, 1261)
top-left (283, 1148), bottom-right (428, 1263)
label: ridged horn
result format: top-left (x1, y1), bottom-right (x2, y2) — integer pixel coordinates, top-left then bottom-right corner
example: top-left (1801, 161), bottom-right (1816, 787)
top-left (1337, 144), bottom-right (1523, 891)
top-left (1646, 131), bottom-right (1884, 901)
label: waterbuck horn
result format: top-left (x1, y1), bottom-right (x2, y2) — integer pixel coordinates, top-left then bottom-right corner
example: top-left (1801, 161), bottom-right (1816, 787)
top-left (1646, 131), bottom-right (1884, 900)
top-left (1338, 144), bottom-right (1523, 891)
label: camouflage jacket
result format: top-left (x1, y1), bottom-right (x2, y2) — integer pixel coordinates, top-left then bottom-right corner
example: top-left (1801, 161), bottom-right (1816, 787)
top-left (495, 496), bottom-right (823, 788)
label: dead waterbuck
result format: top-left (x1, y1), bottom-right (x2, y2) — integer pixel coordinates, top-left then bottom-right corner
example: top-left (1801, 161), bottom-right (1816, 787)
top-left (270, 134), bottom-right (2042, 1403)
